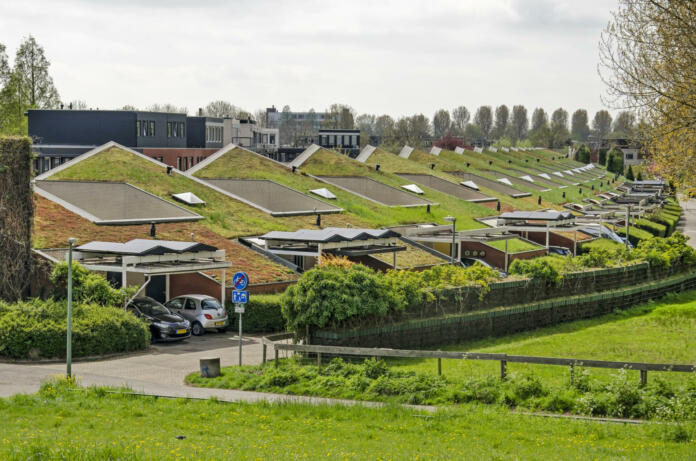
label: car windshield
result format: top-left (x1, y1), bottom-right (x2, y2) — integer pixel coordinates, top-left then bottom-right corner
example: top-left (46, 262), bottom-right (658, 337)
top-left (201, 299), bottom-right (222, 310)
top-left (136, 300), bottom-right (169, 316)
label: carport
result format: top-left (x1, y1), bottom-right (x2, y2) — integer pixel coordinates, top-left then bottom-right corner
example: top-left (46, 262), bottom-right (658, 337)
top-left (258, 227), bottom-right (406, 271)
top-left (69, 239), bottom-right (232, 304)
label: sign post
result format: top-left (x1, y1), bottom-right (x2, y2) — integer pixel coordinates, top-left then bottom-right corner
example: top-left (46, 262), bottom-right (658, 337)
top-left (231, 272), bottom-right (249, 367)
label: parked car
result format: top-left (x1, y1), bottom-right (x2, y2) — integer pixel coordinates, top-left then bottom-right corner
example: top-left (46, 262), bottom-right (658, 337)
top-left (460, 257), bottom-right (507, 278)
top-left (165, 294), bottom-right (229, 336)
top-left (548, 246), bottom-right (572, 257)
top-left (127, 297), bottom-right (191, 342)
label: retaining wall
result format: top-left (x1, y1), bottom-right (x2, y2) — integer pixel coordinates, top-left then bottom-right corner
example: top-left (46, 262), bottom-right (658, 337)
top-left (313, 265), bottom-right (695, 348)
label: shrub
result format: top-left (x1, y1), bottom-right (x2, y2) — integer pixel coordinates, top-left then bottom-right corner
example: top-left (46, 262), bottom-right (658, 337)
top-left (384, 263), bottom-right (501, 300)
top-left (632, 232), bottom-right (696, 268)
top-left (635, 218), bottom-right (667, 237)
top-left (281, 264), bottom-right (407, 337)
top-left (227, 294), bottom-right (285, 333)
top-left (50, 262), bottom-right (133, 307)
top-left (616, 226), bottom-right (653, 245)
top-left (0, 298), bottom-right (150, 359)
top-left (508, 258), bottom-right (562, 285)
top-left (574, 144), bottom-right (591, 164)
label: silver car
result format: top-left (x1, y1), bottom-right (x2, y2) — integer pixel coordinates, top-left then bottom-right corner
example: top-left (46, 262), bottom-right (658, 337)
top-left (165, 294), bottom-right (229, 336)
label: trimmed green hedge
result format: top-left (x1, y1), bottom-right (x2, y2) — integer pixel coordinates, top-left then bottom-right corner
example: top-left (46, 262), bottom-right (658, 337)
top-left (635, 218), bottom-right (667, 237)
top-left (227, 294), bottom-right (285, 333)
top-left (0, 299), bottom-right (150, 359)
top-left (616, 227), bottom-right (653, 245)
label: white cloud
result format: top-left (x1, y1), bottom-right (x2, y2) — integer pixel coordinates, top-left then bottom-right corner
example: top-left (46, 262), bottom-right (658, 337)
top-left (0, 0), bottom-right (617, 118)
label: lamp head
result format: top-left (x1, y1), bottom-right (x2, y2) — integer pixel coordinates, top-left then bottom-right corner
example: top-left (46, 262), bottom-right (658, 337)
top-left (68, 237), bottom-right (78, 246)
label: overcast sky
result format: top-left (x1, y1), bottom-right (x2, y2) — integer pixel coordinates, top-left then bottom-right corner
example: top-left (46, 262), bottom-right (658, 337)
top-left (1, 0), bottom-right (617, 119)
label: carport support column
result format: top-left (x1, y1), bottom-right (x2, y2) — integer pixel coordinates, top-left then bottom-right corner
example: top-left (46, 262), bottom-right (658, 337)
top-left (221, 270), bottom-right (226, 306)
top-left (392, 251), bottom-right (397, 269)
top-left (317, 243), bottom-right (322, 266)
top-left (165, 274), bottom-right (170, 301)
top-left (573, 230), bottom-right (577, 256)
top-left (121, 260), bottom-right (127, 297)
top-left (504, 239), bottom-right (509, 272)
top-left (545, 224), bottom-right (549, 249)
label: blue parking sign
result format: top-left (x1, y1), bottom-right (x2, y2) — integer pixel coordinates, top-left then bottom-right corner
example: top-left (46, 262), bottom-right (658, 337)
top-left (232, 290), bottom-right (248, 304)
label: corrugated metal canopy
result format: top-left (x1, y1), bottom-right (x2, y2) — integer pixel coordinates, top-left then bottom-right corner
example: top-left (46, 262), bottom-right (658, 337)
top-left (76, 239), bottom-right (218, 256)
top-left (499, 211), bottom-right (574, 221)
top-left (262, 227), bottom-right (400, 243)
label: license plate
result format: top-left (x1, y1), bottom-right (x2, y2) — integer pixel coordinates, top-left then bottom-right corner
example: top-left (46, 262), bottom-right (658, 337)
top-left (176, 329), bottom-right (187, 335)
top-left (215, 321), bottom-right (225, 326)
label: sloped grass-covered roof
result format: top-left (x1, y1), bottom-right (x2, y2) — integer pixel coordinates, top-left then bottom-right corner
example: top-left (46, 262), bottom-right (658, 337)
top-left (33, 195), bottom-right (298, 284)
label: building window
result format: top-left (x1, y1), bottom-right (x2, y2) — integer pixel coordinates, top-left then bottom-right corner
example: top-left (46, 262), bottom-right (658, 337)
top-left (190, 156), bottom-right (194, 166)
top-left (136, 121), bottom-right (141, 137)
top-left (167, 122), bottom-right (172, 137)
top-left (177, 157), bottom-right (182, 170)
top-left (625, 153), bottom-right (634, 159)
top-left (184, 157), bottom-right (188, 170)
top-left (149, 121), bottom-right (155, 136)
top-left (181, 122), bottom-right (185, 137)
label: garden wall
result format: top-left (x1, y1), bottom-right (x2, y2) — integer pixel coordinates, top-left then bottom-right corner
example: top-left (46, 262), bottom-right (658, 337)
top-left (313, 270), bottom-right (696, 348)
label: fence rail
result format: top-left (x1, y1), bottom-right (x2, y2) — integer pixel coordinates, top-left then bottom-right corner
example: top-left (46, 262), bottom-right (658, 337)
top-left (261, 334), bottom-right (695, 386)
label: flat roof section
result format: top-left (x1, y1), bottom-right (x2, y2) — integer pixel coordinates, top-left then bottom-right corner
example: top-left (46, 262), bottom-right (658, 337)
top-left (451, 172), bottom-right (532, 198)
top-left (396, 174), bottom-right (497, 203)
top-left (316, 176), bottom-right (434, 207)
top-left (34, 180), bottom-right (203, 225)
top-left (203, 179), bottom-right (342, 216)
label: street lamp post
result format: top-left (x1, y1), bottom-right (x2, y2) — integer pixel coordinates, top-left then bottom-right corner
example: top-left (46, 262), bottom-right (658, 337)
top-left (66, 237), bottom-right (77, 378)
top-left (444, 216), bottom-right (457, 264)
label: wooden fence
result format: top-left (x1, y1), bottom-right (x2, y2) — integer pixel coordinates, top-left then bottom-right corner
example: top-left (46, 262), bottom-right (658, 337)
top-left (261, 333), bottom-right (695, 386)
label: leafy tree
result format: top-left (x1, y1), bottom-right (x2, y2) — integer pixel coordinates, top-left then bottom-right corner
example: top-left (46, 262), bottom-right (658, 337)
top-left (510, 105), bottom-right (528, 141)
top-left (474, 105), bottom-right (493, 138)
top-left (550, 108), bottom-right (570, 147)
top-left (606, 147), bottom-right (625, 175)
top-left (433, 133), bottom-right (470, 151)
top-left (0, 43), bottom-right (9, 84)
top-left (592, 110), bottom-right (613, 141)
top-left (625, 165), bottom-right (635, 180)
top-left (121, 104), bottom-right (137, 111)
top-left (531, 108), bottom-right (548, 132)
top-left (147, 103), bottom-right (187, 114)
top-left (636, 170), bottom-right (643, 180)
top-left (13, 36), bottom-right (60, 109)
top-left (598, 148), bottom-right (608, 165)
top-left (0, 72), bottom-right (27, 135)
top-left (374, 115), bottom-right (395, 139)
top-left (493, 105), bottom-right (509, 139)
top-left (599, 0), bottom-right (696, 186)
top-left (204, 100), bottom-right (238, 118)
top-left (612, 110), bottom-right (636, 136)
top-left (451, 105), bottom-right (470, 134)
top-left (69, 100), bottom-right (87, 110)
top-left (463, 122), bottom-right (483, 142)
top-left (321, 104), bottom-right (354, 129)
top-left (571, 109), bottom-right (590, 141)
top-left (432, 109), bottom-right (451, 138)
top-left (574, 144), bottom-right (591, 164)
top-left (253, 109), bottom-right (268, 127)
top-left (408, 114), bottom-right (431, 147)
top-left (355, 114), bottom-right (376, 135)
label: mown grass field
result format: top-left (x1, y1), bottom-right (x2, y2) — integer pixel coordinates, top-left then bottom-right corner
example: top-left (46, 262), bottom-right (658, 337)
top-left (392, 290), bottom-right (696, 387)
top-left (1, 382), bottom-right (693, 460)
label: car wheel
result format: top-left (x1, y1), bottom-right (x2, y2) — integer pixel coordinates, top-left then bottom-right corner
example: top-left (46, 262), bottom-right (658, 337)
top-left (192, 322), bottom-right (205, 336)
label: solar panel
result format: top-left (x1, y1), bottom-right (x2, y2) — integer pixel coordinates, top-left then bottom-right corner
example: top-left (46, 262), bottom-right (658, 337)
top-left (172, 192), bottom-right (206, 206)
top-left (401, 184), bottom-right (424, 194)
top-left (309, 188), bottom-right (337, 199)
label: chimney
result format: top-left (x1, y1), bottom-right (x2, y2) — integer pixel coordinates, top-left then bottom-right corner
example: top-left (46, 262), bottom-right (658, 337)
top-left (198, 107), bottom-right (203, 116)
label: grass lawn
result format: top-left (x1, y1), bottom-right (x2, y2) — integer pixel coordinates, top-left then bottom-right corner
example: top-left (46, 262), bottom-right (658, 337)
top-left (188, 291), bottom-right (696, 416)
top-left (486, 238), bottom-right (542, 253)
top-left (390, 290), bottom-right (696, 388)
top-left (580, 238), bottom-right (626, 253)
top-left (1, 383), bottom-right (693, 460)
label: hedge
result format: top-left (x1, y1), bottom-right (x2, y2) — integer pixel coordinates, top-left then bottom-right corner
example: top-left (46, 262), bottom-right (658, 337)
top-left (0, 299), bottom-right (150, 359)
top-left (616, 227), bottom-right (653, 245)
top-left (227, 294), bottom-right (285, 333)
top-left (635, 218), bottom-right (667, 237)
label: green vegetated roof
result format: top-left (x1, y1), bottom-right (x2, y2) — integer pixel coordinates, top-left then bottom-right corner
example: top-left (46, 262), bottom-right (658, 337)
top-left (486, 238), bottom-right (543, 253)
top-left (398, 147), bottom-right (618, 208)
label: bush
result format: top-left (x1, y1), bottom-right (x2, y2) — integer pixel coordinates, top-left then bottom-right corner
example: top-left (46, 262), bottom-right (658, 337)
top-left (635, 218), bottom-right (667, 237)
top-left (616, 226), bottom-right (653, 245)
top-left (632, 232), bottom-right (696, 268)
top-left (227, 294), bottom-right (285, 333)
top-left (0, 298), bottom-right (150, 359)
top-left (281, 264), bottom-right (408, 338)
top-left (50, 262), bottom-right (133, 307)
top-left (384, 263), bottom-right (502, 300)
top-left (508, 258), bottom-right (562, 285)
top-left (574, 144), bottom-right (591, 164)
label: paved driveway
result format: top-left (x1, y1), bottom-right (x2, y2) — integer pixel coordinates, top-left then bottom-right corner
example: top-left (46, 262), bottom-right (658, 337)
top-left (0, 332), bottom-right (268, 398)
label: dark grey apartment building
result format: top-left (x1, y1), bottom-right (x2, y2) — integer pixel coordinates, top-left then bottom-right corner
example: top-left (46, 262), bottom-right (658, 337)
top-left (28, 109), bottom-right (226, 173)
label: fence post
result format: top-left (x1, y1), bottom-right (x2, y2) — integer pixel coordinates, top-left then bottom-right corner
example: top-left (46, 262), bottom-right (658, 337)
top-left (569, 363), bottom-right (575, 385)
top-left (317, 352), bottom-right (322, 370)
top-left (438, 358), bottom-right (442, 376)
top-left (274, 348), bottom-right (279, 368)
top-left (262, 344), bottom-right (267, 364)
top-left (500, 360), bottom-right (507, 380)
top-left (640, 369), bottom-right (647, 387)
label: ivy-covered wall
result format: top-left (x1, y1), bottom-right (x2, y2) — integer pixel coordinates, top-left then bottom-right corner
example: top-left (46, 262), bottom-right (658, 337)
top-left (0, 136), bottom-right (33, 301)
